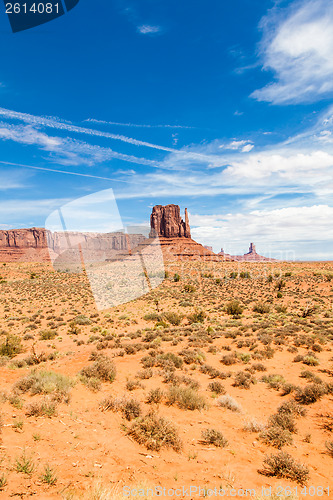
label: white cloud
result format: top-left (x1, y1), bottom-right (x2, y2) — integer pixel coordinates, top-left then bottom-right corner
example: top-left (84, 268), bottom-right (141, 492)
top-left (252, 0), bottom-right (333, 104)
top-left (137, 25), bottom-right (161, 35)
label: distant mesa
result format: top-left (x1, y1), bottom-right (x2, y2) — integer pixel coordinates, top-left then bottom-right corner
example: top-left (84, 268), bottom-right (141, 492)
top-left (0, 204), bottom-right (275, 263)
top-left (219, 242), bottom-right (276, 262)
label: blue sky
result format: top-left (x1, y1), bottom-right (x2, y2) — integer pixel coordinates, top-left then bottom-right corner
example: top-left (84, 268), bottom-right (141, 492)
top-left (1, 0), bottom-right (333, 259)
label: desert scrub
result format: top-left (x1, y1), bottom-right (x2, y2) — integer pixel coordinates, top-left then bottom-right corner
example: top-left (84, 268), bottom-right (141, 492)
top-left (99, 396), bottom-right (141, 421)
top-left (294, 383), bottom-right (326, 404)
top-left (146, 388), bottom-right (164, 404)
top-left (225, 300), bottom-right (243, 317)
top-left (187, 310), bottom-right (206, 324)
top-left (15, 450), bottom-right (35, 475)
top-left (325, 440), bottom-right (333, 457)
top-left (162, 311), bottom-right (183, 326)
top-left (208, 381), bottom-right (226, 395)
top-left (25, 398), bottom-right (57, 418)
top-left (0, 335), bottom-right (22, 358)
top-left (201, 428), bottom-right (228, 447)
top-left (253, 302), bottom-right (270, 314)
top-left (260, 426), bottom-right (293, 449)
top-left (167, 386), bottom-right (207, 411)
top-left (127, 412), bottom-right (182, 451)
top-left (268, 413), bottom-right (297, 433)
top-left (233, 370), bottom-right (256, 389)
top-left (261, 451), bottom-right (309, 484)
top-left (14, 370), bottom-right (73, 401)
top-left (39, 329), bottom-right (57, 340)
top-left (40, 463), bottom-right (57, 485)
top-left (261, 374), bottom-right (285, 390)
top-left (277, 400), bottom-right (307, 418)
top-left (217, 394), bottom-right (242, 413)
top-left (243, 417), bottom-right (265, 433)
top-left (80, 353), bottom-right (116, 383)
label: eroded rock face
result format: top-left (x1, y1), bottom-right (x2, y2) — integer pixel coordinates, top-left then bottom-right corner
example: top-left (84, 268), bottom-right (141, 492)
top-left (0, 228), bottom-right (48, 249)
top-left (150, 204), bottom-right (191, 238)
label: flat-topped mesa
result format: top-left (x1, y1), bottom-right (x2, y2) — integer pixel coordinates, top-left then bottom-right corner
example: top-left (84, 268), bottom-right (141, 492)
top-left (149, 204), bottom-right (191, 239)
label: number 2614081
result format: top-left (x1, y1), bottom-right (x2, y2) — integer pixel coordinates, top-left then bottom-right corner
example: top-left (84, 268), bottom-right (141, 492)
top-left (6, 3), bottom-right (60, 14)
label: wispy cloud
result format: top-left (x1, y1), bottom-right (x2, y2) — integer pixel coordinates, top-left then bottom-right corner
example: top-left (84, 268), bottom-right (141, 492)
top-left (252, 0), bottom-right (333, 104)
top-left (84, 118), bottom-right (194, 129)
top-left (137, 24), bottom-right (161, 35)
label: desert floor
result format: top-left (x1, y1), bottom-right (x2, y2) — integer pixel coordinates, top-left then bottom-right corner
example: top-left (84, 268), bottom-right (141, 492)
top-left (0, 260), bottom-right (332, 499)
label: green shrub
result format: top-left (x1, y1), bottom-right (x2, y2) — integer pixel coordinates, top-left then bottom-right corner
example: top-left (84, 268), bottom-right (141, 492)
top-left (187, 310), bottom-right (206, 324)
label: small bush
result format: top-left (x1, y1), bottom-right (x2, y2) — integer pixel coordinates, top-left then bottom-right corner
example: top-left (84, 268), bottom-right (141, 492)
top-left (26, 398), bottom-right (57, 418)
top-left (233, 371), bottom-right (256, 389)
top-left (146, 388), bottom-right (164, 404)
top-left (162, 312), bottom-right (183, 326)
top-left (39, 329), bottom-right (57, 341)
top-left (243, 418), bottom-right (265, 433)
top-left (261, 451), bottom-right (309, 484)
top-left (187, 310), bottom-right (206, 324)
top-left (0, 335), bottom-right (22, 358)
top-left (277, 400), bottom-right (307, 418)
top-left (220, 353), bottom-right (237, 366)
top-left (268, 413), bottom-right (297, 433)
top-left (208, 381), bottom-right (226, 395)
top-left (253, 302), bottom-right (270, 314)
top-left (295, 384), bottom-right (326, 405)
top-left (217, 394), bottom-right (242, 413)
top-left (302, 355), bottom-right (319, 366)
top-left (73, 315), bottom-right (92, 325)
top-left (40, 464), bottom-right (57, 485)
top-left (325, 440), bottom-right (333, 457)
top-left (80, 353), bottom-right (116, 383)
top-left (127, 412), bottom-right (182, 451)
top-left (167, 386), bottom-right (207, 411)
top-left (260, 426), bottom-right (293, 449)
top-left (201, 428), bottom-right (228, 447)
top-left (225, 301), bottom-right (243, 317)
top-left (262, 374), bottom-right (285, 390)
top-left (15, 370), bottom-right (73, 401)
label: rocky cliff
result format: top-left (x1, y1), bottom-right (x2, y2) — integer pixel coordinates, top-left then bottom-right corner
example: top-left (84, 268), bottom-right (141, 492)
top-left (150, 204), bottom-right (191, 238)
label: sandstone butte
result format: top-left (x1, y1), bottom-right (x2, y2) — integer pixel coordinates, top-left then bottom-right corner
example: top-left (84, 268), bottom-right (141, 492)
top-left (0, 204), bottom-right (275, 262)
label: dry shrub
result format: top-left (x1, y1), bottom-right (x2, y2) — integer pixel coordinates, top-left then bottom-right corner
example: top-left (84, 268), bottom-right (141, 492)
top-left (80, 353), bottom-right (116, 383)
top-left (167, 386), bottom-right (207, 411)
top-left (127, 412), bottom-right (182, 451)
top-left (261, 451), bottom-right (309, 484)
top-left (201, 428), bottom-right (228, 447)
